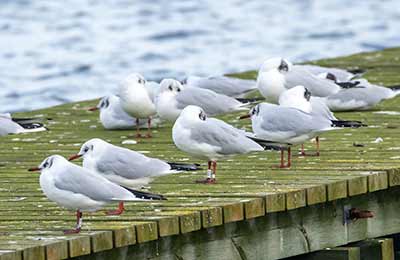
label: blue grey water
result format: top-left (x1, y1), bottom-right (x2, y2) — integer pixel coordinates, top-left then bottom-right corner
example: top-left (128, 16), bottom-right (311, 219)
top-left (0, 0), bottom-right (399, 112)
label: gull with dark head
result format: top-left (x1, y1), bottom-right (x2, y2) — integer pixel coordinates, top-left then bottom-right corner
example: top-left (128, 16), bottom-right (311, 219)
top-left (155, 78), bottom-right (248, 122)
top-left (278, 86), bottom-right (365, 156)
top-left (172, 105), bottom-right (264, 183)
top-left (68, 138), bottom-right (198, 189)
top-left (256, 58), bottom-right (345, 103)
top-left (28, 155), bottom-right (158, 234)
top-left (88, 95), bottom-right (161, 130)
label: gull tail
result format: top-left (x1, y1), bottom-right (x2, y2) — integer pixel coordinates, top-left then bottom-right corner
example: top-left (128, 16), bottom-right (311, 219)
top-left (337, 81), bottom-right (365, 89)
top-left (122, 187), bottom-right (167, 200)
top-left (19, 122), bottom-right (48, 133)
top-left (167, 162), bottom-right (201, 171)
top-left (331, 120), bottom-right (366, 128)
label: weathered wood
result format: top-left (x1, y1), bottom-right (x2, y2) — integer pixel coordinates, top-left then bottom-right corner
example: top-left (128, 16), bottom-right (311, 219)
top-left (289, 247), bottom-right (360, 260)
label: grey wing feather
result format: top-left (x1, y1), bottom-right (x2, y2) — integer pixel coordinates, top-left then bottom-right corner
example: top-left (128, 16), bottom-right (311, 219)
top-left (190, 118), bottom-right (262, 155)
top-left (176, 87), bottom-right (242, 115)
top-left (285, 67), bottom-right (340, 97)
top-left (299, 65), bottom-right (354, 82)
top-left (96, 146), bottom-right (171, 179)
top-left (187, 76), bottom-right (256, 97)
top-left (54, 164), bottom-right (131, 201)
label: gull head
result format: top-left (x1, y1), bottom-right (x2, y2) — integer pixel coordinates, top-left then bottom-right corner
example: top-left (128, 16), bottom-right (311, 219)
top-left (259, 57), bottom-right (292, 73)
top-left (239, 104), bottom-right (260, 120)
top-left (278, 85), bottom-right (312, 113)
top-left (96, 96), bottom-right (111, 111)
top-left (69, 138), bottom-right (107, 161)
top-left (159, 78), bottom-right (184, 95)
top-left (179, 105), bottom-right (207, 123)
top-left (28, 155), bottom-right (65, 172)
top-left (120, 73), bottom-right (146, 92)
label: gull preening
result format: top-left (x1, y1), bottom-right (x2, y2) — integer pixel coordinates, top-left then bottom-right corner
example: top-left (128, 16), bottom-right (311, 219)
top-left (155, 78), bottom-right (249, 122)
top-left (69, 138), bottom-right (198, 190)
top-left (172, 105), bottom-right (263, 183)
top-left (0, 113), bottom-right (47, 136)
top-left (28, 155), bottom-right (159, 234)
top-left (183, 75), bottom-right (257, 98)
top-left (88, 95), bottom-right (161, 130)
top-left (118, 73), bottom-right (157, 137)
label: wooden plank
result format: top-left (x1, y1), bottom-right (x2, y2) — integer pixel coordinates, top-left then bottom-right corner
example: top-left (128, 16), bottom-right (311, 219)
top-left (45, 240), bottom-right (68, 260)
top-left (113, 227), bottom-right (136, 248)
top-left (265, 193), bottom-right (286, 213)
top-left (306, 185), bottom-right (327, 205)
top-left (286, 189), bottom-right (306, 210)
top-left (158, 216), bottom-right (180, 237)
top-left (223, 203), bottom-right (244, 223)
top-left (201, 207), bottom-right (223, 229)
top-left (135, 222), bottom-right (158, 243)
top-left (68, 236), bottom-right (91, 258)
top-left (327, 180), bottom-right (348, 201)
top-left (290, 247), bottom-right (360, 260)
top-left (368, 172), bottom-right (388, 192)
top-left (388, 169), bottom-right (400, 187)
top-left (347, 177), bottom-right (368, 197)
top-left (244, 198), bottom-right (265, 219)
top-left (0, 251), bottom-right (22, 260)
top-left (379, 238), bottom-right (394, 260)
top-left (180, 212), bottom-right (201, 234)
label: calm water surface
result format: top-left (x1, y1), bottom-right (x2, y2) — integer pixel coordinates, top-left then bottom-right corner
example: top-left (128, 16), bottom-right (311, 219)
top-left (0, 0), bottom-right (399, 112)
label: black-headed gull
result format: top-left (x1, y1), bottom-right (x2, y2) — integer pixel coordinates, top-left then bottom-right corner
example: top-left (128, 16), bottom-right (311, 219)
top-left (68, 138), bottom-right (199, 188)
top-left (172, 105), bottom-right (263, 183)
top-left (118, 73), bottom-right (157, 137)
top-left (256, 58), bottom-right (359, 103)
top-left (155, 79), bottom-right (248, 122)
top-left (182, 75), bottom-right (257, 98)
top-left (28, 155), bottom-right (161, 234)
top-left (88, 95), bottom-right (161, 130)
top-left (0, 113), bottom-right (47, 136)
top-left (239, 102), bottom-right (359, 168)
top-left (301, 64), bottom-right (355, 82)
top-left (278, 85), bottom-right (365, 156)
top-left (320, 76), bottom-right (400, 111)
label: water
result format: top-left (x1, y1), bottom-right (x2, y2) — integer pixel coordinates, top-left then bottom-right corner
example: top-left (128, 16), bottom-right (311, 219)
top-left (0, 0), bottom-right (399, 112)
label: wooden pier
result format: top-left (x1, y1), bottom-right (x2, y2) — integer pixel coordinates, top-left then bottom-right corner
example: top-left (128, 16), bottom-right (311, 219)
top-left (1, 48), bottom-right (400, 260)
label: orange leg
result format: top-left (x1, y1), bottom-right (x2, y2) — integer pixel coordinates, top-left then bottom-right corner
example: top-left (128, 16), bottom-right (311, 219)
top-left (106, 202), bottom-right (125, 216)
top-left (195, 161), bottom-right (216, 184)
top-left (64, 210), bottom-right (82, 234)
top-left (135, 118), bottom-right (142, 138)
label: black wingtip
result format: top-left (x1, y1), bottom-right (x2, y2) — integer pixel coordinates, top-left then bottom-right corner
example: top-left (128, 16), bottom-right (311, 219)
top-left (247, 136), bottom-right (291, 151)
top-left (336, 81), bottom-right (366, 89)
top-left (167, 162), bottom-right (201, 171)
top-left (122, 187), bottom-right (167, 200)
top-left (236, 97), bottom-right (264, 103)
top-left (331, 120), bottom-right (367, 128)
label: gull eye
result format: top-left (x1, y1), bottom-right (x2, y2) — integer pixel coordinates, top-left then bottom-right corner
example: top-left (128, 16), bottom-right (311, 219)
top-left (168, 85), bottom-right (173, 91)
top-left (43, 162), bottom-right (49, 168)
top-left (138, 78), bottom-right (145, 84)
top-left (304, 88), bottom-right (311, 101)
top-left (83, 146), bottom-right (89, 153)
top-left (177, 87), bottom-right (181, 92)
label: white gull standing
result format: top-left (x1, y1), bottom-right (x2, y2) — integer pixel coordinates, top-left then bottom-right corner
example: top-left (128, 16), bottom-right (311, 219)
top-left (172, 105), bottom-right (263, 183)
top-left (28, 155), bottom-right (158, 234)
top-left (118, 73), bottom-right (157, 137)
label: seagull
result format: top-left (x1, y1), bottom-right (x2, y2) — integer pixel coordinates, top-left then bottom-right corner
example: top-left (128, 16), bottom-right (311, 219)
top-left (256, 58), bottom-right (358, 103)
top-left (172, 105), bottom-right (264, 183)
top-left (118, 73), bottom-right (157, 137)
top-left (300, 64), bottom-right (355, 82)
top-left (155, 79), bottom-right (248, 122)
top-left (319, 76), bottom-right (400, 111)
top-left (278, 85), bottom-right (365, 156)
top-left (182, 75), bottom-right (257, 98)
top-left (88, 95), bottom-right (161, 130)
top-left (68, 138), bottom-right (199, 189)
top-left (28, 155), bottom-right (161, 234)
top-left (240, 103), bottom-right (350, 168)
top-left (0, 113), bottom-right (47, 136)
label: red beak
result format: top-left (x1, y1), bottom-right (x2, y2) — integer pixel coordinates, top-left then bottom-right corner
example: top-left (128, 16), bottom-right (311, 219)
top-left (239, 114), bottom-right (251, 120)
top-left (68, 154), bottom-right (82, 161)
top-left (28, 167), bottom-right (40, 172)
top-left (88, 107), bottom-right (98, 111)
